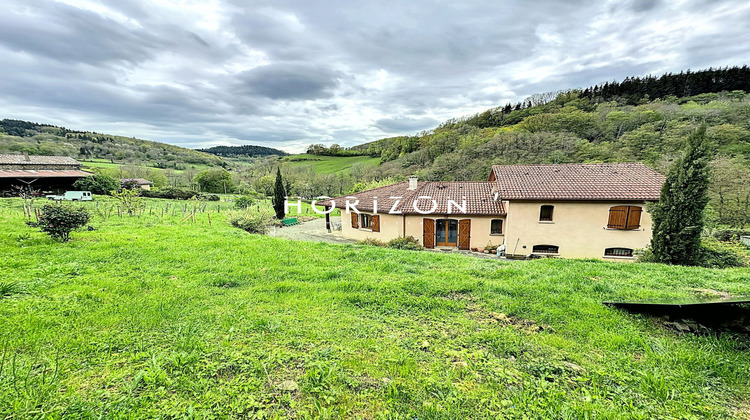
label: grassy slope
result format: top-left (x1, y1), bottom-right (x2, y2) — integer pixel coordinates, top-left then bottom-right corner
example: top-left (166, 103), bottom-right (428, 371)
top-left (1, 198), bottom-right (749, 418)
top-left (281, 154), bottom-right (380, 174)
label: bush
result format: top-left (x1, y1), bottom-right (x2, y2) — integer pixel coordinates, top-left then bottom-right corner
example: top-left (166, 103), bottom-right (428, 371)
top-left (699, 238), bottom-right (748, 268)
top-left (205, 194), bottom-right (220, 201)
top-left (226, 209), bottom-right (273, 234)
top-left (386, 236), bottom-right (423, 251)
top-left (142, 188), bottom-right (204, 200)
top-left (234, 195), bottom-right (255, 210)
top-left (73, 173), bottom-right (120, 195)
top-left (26, 204), bottom-right (91, 242)
top-left (357, 238), bottom-right (385, 247)
top-left (712, 229), bottom-right (750, 243)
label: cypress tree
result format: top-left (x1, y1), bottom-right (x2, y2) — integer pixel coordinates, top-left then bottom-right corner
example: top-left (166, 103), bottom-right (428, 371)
top-left (649, 125), bottom-right (711, 265)
top-left (272, 167), bottom-right (286, 220)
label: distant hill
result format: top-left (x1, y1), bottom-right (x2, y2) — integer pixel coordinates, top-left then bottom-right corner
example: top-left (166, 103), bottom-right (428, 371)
top-left (0, 119), bottom-right (225, 170)
top-left (197, 144), bottom-right (288, 158)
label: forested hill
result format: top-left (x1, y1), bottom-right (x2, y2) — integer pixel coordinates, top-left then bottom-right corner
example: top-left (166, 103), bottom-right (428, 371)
top-left (197, 144), bottom-right (288, 157)
top-left (351, 67), bottom-right (750, 176)
top-left (0, 119), bottom-right (224, 169)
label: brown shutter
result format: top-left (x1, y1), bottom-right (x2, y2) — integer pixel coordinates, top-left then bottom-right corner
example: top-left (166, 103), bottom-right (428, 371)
top-left (607, 206), bottom-right (628, 229)
top-left (371, 215), bottom-right (380, 232)
top-left (458, 219), bottom-right (471, 250)
top-left (351, 212), bottom-right (358, 228)
top-left (626, 206), bottom-right (642, 230)
top-left (423, 218), bottom-right (435, 249)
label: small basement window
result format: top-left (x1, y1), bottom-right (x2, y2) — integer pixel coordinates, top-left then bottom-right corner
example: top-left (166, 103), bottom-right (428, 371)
top-left (532, 244), bottom-right (559, 254)
top-left (604, 247), bottom-right (634, 257)
top-left (360, 214), bottom-right (372, 229)
top-left (490, 219), bottom-right (503, 235)
top-left (539, 205), bottom-right (554, 222)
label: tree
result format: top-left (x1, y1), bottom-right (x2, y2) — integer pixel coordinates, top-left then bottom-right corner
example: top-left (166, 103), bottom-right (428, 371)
top-left (649, 125), bottom-right (712, 265)
top-left (26, 204), bottom-right (91, 242)
top-left (72, 173), bottom-right (119, 195)
top-left (194, 168), bottom-right (234, 193)
top-left (272, 167), bottom-right (286, 219)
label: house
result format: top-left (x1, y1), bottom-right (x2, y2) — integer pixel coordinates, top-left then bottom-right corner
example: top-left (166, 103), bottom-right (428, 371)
top-left (0, 152), bottom-right (92, 193)
top-left (320, 162), bottom-right (666, 260)
top-left (121, 178), bottom-right (154, 190)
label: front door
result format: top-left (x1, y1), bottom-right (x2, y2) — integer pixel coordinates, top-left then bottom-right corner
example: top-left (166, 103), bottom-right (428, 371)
top-left (436, 219), bottom-right (458, 247)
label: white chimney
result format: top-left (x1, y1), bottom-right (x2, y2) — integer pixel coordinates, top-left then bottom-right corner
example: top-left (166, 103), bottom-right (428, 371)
top-left (408, 175), bottom-right (418, 190)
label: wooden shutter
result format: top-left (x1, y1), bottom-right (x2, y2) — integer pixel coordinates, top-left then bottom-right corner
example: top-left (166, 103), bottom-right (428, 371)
top-left (626, 206), bottom-right (642, 230)
top-left (423, 218), bottom-right (435, 249)
top-left (607, 206), bottom-right (628, 229)
top-left (351, 212), bottom-right (358, 228)
top-left (458, 219), bottom-right (471, 250)
top-left (371, 215), bottom-right (380, 232)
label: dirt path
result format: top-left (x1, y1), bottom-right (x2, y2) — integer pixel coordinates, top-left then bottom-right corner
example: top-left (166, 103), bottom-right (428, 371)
top-left (269, 217), bottom-right (355, 244)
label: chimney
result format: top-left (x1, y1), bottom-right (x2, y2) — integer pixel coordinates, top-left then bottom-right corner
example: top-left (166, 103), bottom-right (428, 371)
top-left (408, 175), bottom-right (418, 190)
top-left (23, 151), bottom-right (30, 162)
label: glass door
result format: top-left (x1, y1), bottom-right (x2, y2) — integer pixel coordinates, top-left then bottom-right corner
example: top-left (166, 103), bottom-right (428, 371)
top-left (436, 219), bottom-right (458, 246)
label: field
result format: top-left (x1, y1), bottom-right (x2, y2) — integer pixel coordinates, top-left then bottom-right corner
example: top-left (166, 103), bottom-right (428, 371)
top-left (1, 197), bottom-right (750, 418)
top-left (281, 154), bottom-right (381, 174)
top-left (80, 158), bottom-right (215, 174)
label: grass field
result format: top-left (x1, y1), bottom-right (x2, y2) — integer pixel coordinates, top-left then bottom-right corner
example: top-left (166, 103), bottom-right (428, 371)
top-left (281, 154), bottom-right (381, 174)
top-left (1, 197), bottom-right (749, 418)
top-left (80, 158), bottom-right (215, 174)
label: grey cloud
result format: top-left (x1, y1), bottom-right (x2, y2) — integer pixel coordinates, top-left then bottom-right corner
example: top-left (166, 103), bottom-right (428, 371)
top-left (236, 64), bottom-right (341, 100)
top-left (374, 116), bottom-right (439, 133)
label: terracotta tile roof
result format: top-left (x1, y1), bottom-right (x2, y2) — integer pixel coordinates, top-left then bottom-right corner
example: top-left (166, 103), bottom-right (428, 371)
top-left (490, 163), bottom-right (665, 201)
top-left (0, 170), bottom-right (92, 178)
top-left (0, 154), bottom-right (81, 165)
top-left (321, 181), bottom-right (506, 215)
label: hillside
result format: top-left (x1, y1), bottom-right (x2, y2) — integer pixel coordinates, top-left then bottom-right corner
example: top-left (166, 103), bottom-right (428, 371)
top-left (197, 144), bottom-right (289, 158)
top-left (1, 198), bottom-right (749, 418)
top-left (0, 119), bottom-right (225, 170)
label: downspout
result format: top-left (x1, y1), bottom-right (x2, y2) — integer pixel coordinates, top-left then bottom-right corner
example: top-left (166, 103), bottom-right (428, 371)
top-left (402, 214), bottom-right (406, 238)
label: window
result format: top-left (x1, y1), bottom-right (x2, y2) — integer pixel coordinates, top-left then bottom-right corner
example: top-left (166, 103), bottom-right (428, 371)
top-left (360, 214), bottom-right (372, 229)
top-left (532, 245), bottom-right (559, 254)
top-left (539, 205), bottom-right (554, 222)
top-left (490, 219), bottom-right (503, 235)
top-left (604, 247), bottom-right (634, 257)
top-left (607, 206), bottom-right (642, 230)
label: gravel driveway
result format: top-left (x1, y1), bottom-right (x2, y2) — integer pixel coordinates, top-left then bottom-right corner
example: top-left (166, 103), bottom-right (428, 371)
top-left (268, 217), bottom-right (355, 244)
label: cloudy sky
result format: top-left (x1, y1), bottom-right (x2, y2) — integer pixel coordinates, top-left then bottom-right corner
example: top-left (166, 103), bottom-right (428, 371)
top-left (1, 0), bottom-right (749, 152)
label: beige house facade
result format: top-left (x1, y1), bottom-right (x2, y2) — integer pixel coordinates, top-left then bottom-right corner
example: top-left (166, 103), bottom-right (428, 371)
top-left (323, 163), bottom-right (665, 261)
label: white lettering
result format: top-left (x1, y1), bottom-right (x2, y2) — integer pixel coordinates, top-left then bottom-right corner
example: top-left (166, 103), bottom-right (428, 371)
top-left (413, 196), bottom-right (438, 214)
top-left (447, 197), bottom-right (467, 214)
top-left (389, 196), bottom-right (403, 214)
top-left (345, 197), bottom-right (360, 214)
top-left (311, 196), bottom-right (335, 214)
top-left (284, 197), bottom-right (302, 214)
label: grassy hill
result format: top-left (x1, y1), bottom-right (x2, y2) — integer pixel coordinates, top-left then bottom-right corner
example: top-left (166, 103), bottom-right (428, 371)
top-left (1, 198), bottom-right (749, 418)
top-left (0, 119), bottom-right (225, 170)
top-left (281, 154), bottom-right (381, 174)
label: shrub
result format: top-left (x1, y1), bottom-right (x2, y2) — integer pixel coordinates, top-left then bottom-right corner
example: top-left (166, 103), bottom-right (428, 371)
top-left (234, 195), bottom-right (255, 210)
top-left (111, 188), bottom-right (144, 216)
top-left (141, 188), bottom-right (218, 201)
top-left (26, 204), bottom-right (91, 242)
top-left (699, 238), bottom-right (748, 268)
top-left (386, 236), bottom-right (423, 250)
top-left (73, 173), bottom-right (119, 195)
top-left (712, 229), bottom-right (750, 243)
top-left (357, 238), bottom-right (385, 247)
top-left (226, 209), bottom-right (273, 234)
top-left (205, 194), bottom-right (220, 201)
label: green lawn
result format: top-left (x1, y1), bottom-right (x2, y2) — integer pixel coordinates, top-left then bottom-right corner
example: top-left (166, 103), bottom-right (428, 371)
top-left (1, 198), bottom-right (749, 418)
top-left (281, 154), bottom-right (381, 174)
top-left (80, 158), bottom-right (215, 174)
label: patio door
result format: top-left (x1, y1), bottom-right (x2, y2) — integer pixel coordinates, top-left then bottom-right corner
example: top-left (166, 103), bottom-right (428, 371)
top-left (436, 219), bottom-right (458, 247)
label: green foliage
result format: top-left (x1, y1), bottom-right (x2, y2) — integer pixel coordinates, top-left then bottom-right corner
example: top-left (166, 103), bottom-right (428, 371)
top-left (386, 236), bottom-right (423, 250)
top-left (197, 144), bottom-right (288, 157)
top-left (25, 204), bottom-right (91, 241)
top-left (72, 174), bottom-right (119, 195)
top-left (233, 195), bottom-right (255, 210)
top-left (141, 188), bottom-right (201, 200)
top-left (194, 168), bottom-right (235, 193)
top-left (111, 188), bottom-right (145, 216)
top-left (698, 238), bottom-right (748, 268)
top-left (650, 125), bottom-right (712, 265)
top-left (225, 209), bottom-right (273, 234)
top-left (272, 167), bottom-right (285, 219)
top-left (356, 238), bottom-right (386, 247)
top-left (712, 228), bottom-right (750, 242)
top-left (0, 281), bottom-right (23, 298)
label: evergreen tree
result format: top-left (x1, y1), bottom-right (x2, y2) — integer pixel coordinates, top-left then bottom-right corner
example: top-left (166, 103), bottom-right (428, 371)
top-left (272, 167), bottom-right (286, 220)
top-left (649, 125), bottom-right (712, 265)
